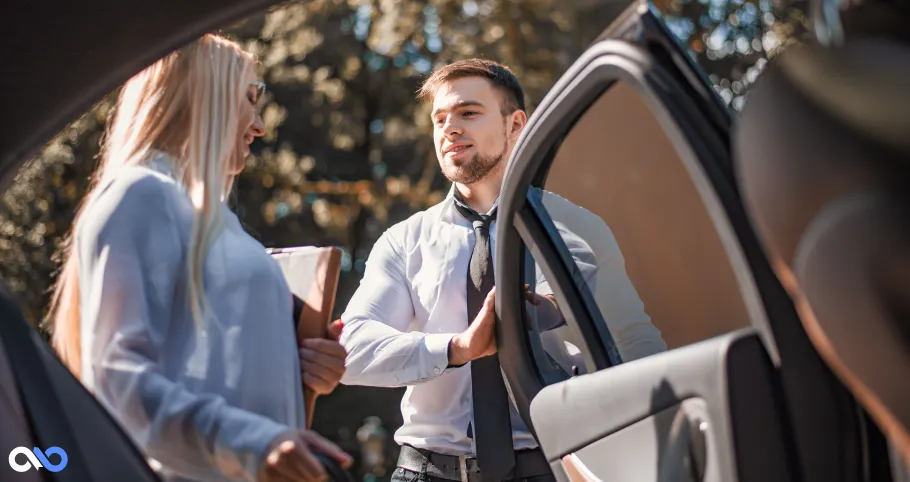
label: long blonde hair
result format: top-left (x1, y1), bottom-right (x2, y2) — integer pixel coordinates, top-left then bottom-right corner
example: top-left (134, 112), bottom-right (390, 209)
top-left (48, 34), bottom-right (255, 378)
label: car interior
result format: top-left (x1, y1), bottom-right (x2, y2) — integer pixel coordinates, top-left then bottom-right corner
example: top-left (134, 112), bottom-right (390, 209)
top-left (734, 7), bottom-right (910, 474)
top-left (1, 0), bottom-right (908, 481)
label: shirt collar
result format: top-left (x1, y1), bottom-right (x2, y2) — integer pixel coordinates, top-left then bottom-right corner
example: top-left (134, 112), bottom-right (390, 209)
top-left (446, 183), bottom-right (500, 217)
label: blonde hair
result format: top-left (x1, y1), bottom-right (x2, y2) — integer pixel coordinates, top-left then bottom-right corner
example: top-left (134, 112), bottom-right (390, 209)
top-left (48, 33), bottom-right (255, 378)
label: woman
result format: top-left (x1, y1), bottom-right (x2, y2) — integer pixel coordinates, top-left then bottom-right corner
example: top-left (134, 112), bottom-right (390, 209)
top-left (47, 34), bottom-right (351, 482)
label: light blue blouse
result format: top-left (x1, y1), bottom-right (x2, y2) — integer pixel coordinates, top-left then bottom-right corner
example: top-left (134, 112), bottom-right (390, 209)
top-left (76, 152), bottom-right (305, 481)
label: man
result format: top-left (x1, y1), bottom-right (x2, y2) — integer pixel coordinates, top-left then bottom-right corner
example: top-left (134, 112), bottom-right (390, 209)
top-left (339, 59), bottom-right (665, 482)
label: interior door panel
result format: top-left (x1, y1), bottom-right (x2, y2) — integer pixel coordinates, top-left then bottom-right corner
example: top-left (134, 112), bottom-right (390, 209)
top-left (530, 330), bottom-right (791, 482)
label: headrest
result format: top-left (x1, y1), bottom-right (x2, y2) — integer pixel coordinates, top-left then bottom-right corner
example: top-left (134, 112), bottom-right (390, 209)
top-left (734, 38), bottom-right (910, 460)
top-left (734, 39), bottom-right (910, 264)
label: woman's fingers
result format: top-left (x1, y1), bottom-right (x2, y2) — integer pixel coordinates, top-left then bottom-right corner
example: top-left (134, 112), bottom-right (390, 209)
top-left (291, 439), bottom-right (329, 482)
top-left (301, 430), bottom-right (354, 469)
top-left (299, 341), bottom-right (345, 395)
top-left (300, 353), bottom-right (343, 379)
top-left (299, 345), bottom-right (346, 375)
top-left (299, 338), bottom-right (347, 360)
top-left (302, 372), bottom-right (336, 395)
top-left (261, 436), bottom-right (327, 482)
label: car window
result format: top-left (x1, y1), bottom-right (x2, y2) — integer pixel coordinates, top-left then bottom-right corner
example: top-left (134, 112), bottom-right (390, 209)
top-left (522, 80), bottom-right (765, 380)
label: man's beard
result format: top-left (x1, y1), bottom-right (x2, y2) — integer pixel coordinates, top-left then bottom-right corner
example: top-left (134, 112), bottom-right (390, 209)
top-left (441, 139), bottom-right (507, 185)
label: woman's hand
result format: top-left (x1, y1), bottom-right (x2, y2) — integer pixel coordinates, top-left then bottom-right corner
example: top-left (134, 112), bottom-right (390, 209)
top-left (299, 320), bottom-right (347, 395)
top-left (258, 429), bottom-right (352, 482)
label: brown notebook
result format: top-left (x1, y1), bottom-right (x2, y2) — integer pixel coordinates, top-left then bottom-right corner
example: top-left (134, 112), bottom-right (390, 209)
top-left (268, 246), bottom-right (343, 428)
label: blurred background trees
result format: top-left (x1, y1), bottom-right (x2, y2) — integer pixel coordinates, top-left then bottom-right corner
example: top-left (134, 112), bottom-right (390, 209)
top-left (0, 0), bottom-right (807, 479)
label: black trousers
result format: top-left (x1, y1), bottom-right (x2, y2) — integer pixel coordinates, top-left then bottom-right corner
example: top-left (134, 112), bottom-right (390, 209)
top-left (391, 466), bottom-right (556, 482)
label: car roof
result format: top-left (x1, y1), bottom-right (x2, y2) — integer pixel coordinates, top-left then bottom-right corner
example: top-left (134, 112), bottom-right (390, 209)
top-left (1, 0), bottom-right (281, 192)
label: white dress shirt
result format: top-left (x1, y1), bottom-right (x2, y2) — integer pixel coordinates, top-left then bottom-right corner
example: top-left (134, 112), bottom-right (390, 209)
top-left (77, 153), bottom-right (305, 482)
top-left (340, 186), bottom-right (663, 456)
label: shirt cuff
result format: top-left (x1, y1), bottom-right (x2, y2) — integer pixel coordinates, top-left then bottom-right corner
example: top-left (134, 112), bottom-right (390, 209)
top-left (423, 333), bottom-right (457, 377)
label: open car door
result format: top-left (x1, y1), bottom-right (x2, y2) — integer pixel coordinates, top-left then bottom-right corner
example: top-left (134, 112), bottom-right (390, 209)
top-left (0, 288), bottom-right (162, 481)
top-left (493, 2), bottom-right (892, 482)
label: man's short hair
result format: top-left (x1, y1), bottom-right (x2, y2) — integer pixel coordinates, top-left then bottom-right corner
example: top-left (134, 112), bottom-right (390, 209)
top-left (418, 59), bottom-right (526, 115)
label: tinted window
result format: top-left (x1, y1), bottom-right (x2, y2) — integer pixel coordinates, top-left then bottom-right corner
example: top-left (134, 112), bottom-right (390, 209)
top-left (522, 81), bottom-right (766, 379)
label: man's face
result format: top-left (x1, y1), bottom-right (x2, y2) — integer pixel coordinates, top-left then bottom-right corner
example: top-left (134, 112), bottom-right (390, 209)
top-left (431, 77), bottom-right (517, 185)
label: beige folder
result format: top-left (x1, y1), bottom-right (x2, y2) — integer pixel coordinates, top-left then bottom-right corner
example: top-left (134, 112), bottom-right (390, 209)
top-left (268, 246), bottom-right (343, 428)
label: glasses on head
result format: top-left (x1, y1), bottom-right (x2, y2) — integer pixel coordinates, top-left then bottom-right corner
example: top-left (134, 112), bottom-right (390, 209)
top-left (250, 81), bottom-right (266, 105)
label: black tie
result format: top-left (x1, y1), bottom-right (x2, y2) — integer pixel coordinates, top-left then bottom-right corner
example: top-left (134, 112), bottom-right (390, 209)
top-left (454, 199), bottom-right (515, 482)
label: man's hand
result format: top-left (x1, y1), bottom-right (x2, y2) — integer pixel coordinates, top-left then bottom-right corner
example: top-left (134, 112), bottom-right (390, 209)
top-left (258, 429), bottom-right (352, 482)
top-left (448, 287), bottom-right (497, 366)
top-left (523, 284), bottom-right (545, 306)
top-left (524, 285), bottom-right (564, 331)
top-left (299, 320), bottom-right (347, 395)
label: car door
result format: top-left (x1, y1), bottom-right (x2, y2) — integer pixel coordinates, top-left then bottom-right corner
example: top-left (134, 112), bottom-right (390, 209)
top-left (0, 289), bottom-right (163, 481)
top-left (492, 2), bottom-right (881, 482)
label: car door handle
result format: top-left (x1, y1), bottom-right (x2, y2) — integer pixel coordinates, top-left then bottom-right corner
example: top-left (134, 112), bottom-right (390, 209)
top-left (688, 415), bottom-right (708, 481)
top-left (658, 409), bottom-right (708, 482)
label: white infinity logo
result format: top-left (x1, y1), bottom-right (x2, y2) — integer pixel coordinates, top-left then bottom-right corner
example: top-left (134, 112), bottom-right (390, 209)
top-left (8, 446), bottom-right (68, 473)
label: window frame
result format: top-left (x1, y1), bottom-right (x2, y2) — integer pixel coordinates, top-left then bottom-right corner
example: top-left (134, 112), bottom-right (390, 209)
top-left (493, 4), bottom-right (770, 436)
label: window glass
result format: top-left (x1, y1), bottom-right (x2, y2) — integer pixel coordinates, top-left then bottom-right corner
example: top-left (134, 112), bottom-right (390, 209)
top-left (523, 81), bottom-right (758, 380)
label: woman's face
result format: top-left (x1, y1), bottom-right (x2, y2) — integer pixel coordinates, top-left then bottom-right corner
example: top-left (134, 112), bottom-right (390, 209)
top-left (230, 72), bottom-right (266, 175)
